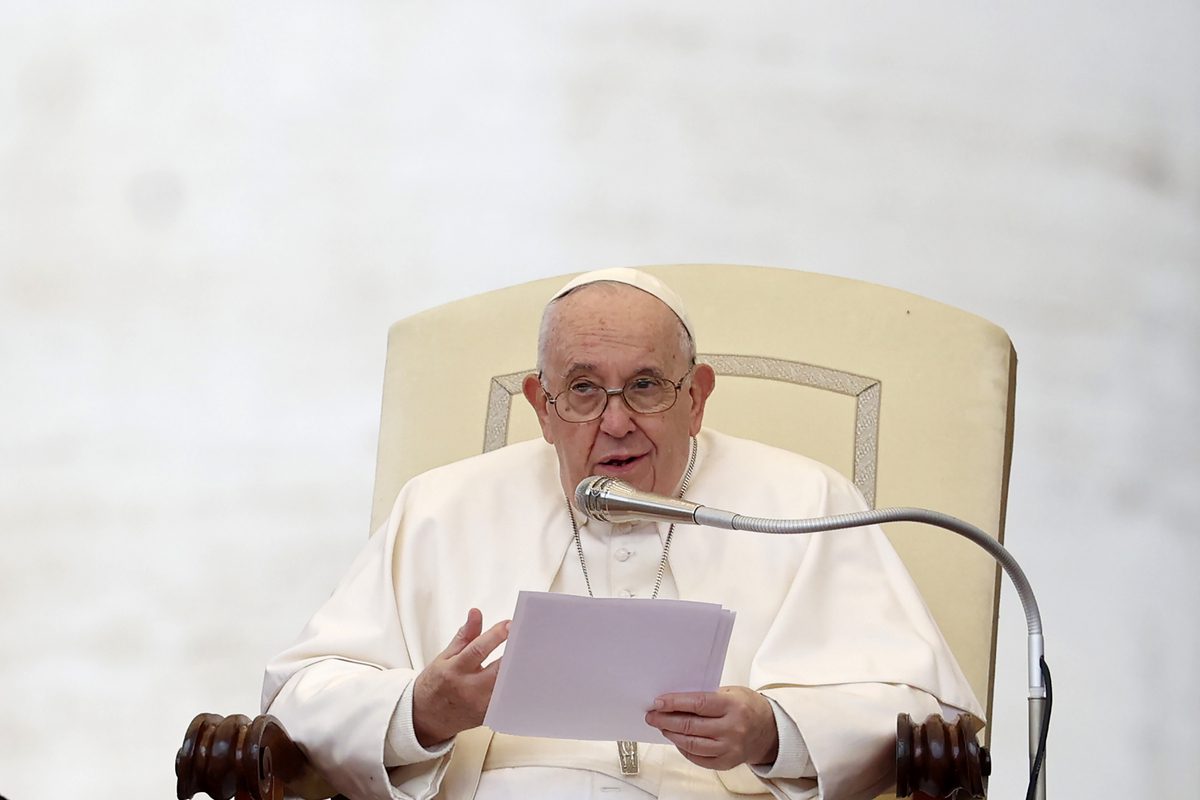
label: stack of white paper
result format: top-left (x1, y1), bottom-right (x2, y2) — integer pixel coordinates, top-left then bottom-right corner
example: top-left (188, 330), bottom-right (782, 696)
top-left (483, 591), bottom-right (736, 744)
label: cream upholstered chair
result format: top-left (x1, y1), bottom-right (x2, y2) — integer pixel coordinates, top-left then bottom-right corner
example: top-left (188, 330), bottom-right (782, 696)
top-left (373, 264), bottom-right (1013, 725)
top-left (373, 264), bottom-right (1013, 800)
top-left (178, 264), bottom-right (1015, 800)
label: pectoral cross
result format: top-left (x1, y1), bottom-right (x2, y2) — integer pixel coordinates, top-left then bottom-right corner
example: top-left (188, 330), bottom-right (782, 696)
top-left (617, 740), bottom-right (639, 775)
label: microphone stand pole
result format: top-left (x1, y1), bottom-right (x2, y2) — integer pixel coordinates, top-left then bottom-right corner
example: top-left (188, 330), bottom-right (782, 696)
top-left (691, 505), bottom-right (1047, 800)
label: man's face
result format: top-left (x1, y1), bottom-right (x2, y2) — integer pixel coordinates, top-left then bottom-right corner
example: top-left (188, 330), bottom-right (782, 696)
top-left (522, 284), bottom-right (716, 501)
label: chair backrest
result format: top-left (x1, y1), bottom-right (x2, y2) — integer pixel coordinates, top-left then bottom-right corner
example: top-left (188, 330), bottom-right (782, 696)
top-left (370, 264), bottom-right (1016, 732)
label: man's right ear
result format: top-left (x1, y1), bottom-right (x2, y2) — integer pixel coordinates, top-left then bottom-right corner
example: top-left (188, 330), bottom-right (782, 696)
top-left (522, 373), bottom-right (555, 443)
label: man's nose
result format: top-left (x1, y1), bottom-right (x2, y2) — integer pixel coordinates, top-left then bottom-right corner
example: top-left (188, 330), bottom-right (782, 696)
top-left (598, 391), bottom-right (637, 436)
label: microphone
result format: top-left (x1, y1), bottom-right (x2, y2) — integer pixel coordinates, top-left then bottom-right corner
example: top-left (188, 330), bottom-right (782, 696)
top-left (575, 476), bottom-right (742, 528)
top-left (574, 475), bottom-right (707, 524)
top-left (574, 475), bottom-right (1049, 800)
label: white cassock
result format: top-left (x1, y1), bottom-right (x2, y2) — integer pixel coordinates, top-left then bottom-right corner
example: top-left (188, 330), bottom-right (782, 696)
top-left (262, 429), bottom-right (983, 800)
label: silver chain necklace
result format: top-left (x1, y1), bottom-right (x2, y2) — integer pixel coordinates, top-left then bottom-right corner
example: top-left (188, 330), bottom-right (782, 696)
top-left (561, 436), bottom-right (699, 776)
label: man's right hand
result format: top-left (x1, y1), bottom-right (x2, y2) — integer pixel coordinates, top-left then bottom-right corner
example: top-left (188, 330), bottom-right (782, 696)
top-left (412, 608), bottom-right (509, 747)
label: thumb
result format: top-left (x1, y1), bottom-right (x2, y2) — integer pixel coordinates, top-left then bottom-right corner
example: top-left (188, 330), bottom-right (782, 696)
top-left (482, 654), bottom-right (503, 679)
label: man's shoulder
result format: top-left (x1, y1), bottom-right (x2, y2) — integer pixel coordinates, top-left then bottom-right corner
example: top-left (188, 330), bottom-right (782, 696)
top-left (701, 429), bottom-right (851, 484)
top-left (375, 439), bottom-right (559, 534)
top-left (698, 429), bottom-right (866, 513)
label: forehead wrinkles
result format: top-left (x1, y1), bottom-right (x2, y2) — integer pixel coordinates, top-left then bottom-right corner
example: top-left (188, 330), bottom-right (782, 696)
top-left (544, 285), bottom-right (684, 375)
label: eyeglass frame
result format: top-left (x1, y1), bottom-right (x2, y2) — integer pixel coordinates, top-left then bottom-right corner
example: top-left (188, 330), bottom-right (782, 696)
top-left (538, 364), bottom-right (697, 423)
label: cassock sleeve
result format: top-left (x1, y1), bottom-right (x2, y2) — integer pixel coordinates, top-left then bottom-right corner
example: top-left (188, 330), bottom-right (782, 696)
top-left (261, 500), bottom-right (452, 800)
top-left (735, 472), bottom-right (984, 800)
top-left (748, 684), bottom-right (950, 799)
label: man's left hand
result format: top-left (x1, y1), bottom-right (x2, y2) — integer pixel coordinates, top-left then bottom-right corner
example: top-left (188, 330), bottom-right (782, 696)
top-left (645, 686), bottom-right (779, 771)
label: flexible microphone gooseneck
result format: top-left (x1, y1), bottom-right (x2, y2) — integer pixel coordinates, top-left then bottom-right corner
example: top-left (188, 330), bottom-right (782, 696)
top-left (575, 475), bottom-right (1049, 800)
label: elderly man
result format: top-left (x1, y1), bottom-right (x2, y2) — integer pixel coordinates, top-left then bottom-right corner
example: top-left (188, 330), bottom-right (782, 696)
top-left (263, 269), bottom-right (982, 800)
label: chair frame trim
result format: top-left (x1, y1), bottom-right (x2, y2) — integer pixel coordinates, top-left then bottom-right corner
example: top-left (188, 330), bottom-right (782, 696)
top-left (483, 353), bottom-right (882, 507)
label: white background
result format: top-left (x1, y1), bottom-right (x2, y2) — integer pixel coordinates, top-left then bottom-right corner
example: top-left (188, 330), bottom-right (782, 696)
top-left (1, 2), bottom-right (1197, 798)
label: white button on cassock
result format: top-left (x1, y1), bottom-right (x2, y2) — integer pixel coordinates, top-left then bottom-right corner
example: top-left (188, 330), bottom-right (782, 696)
top-left (614, 548), bottom-right (632, 562)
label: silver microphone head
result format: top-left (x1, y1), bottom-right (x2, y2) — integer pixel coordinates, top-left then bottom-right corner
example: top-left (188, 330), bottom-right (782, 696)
top-left (573, 474), bottom-right (604, 520)
top-left (574, 475), bottom-right (618, 521)
top-left (573, 476), bottom-right (700, 524)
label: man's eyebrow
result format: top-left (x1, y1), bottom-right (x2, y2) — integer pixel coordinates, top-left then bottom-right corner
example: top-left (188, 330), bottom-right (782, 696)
top-left (559, 363), bottom-right (668, 380)
top-left (560, 362), bottom-right (598, 379)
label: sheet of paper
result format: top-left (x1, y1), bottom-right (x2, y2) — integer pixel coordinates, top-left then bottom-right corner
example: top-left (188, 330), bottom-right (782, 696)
top-left (483, 591), bottom-right (736, 744)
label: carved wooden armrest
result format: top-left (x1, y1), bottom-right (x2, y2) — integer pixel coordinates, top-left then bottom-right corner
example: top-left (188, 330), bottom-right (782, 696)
top-left (895, 713), bottom-right (991, 799)
top-left (178, 710), bottom-right (987, 800)
top-left (176, 713), bottom-right (341, 800)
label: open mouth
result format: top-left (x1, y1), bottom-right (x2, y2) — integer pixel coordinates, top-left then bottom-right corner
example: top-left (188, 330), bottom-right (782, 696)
top-left (598, 454), bottom-right (642, 469)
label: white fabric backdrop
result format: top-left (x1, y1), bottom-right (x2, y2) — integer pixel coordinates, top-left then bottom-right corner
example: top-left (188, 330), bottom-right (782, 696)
top-left (1, 2), bottom-right (1196, 798)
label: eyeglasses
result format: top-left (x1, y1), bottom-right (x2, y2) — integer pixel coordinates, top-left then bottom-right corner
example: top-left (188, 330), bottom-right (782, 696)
top-left (541, 366), bottom-right (695, 423)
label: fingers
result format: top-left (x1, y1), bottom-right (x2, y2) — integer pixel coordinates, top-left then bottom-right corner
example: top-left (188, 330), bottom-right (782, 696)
top-left (653, 691), bottom-right (729, 717)
top-left (647, 688), bottom-right (779, 770)
top-left (646, 694), bottom-right (731, 761)
top-left (659, 730), bottom-right (725, 758)
top-left (437, 607), bottom-right (511, 672)
top-left (481, 656), bottom-right (503, 681)
top-left (650, 712), bottom-right (728, 762)
top-left (412, 611), bottom-right (508, 746)
top-left (458, 619), bottom-right (511, 669)
top-left (646, 709), bottom-right (722, 739)
top-left (439, 608), bottom-right (484, 659)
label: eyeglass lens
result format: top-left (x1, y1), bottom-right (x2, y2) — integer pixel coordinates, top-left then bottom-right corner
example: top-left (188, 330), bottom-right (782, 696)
top-left (556, 376), bottom-right (677, 421)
